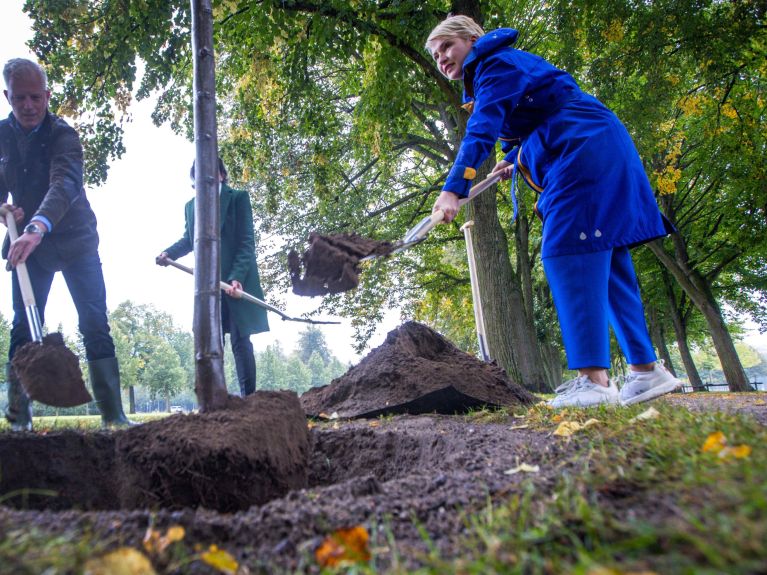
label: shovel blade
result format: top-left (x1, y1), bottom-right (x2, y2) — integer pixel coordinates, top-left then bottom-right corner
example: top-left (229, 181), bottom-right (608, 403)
top-left (11, 334), bottom-right (93, 408)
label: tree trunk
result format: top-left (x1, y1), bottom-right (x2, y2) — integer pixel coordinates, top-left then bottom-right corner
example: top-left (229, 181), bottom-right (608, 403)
top-left (647, 304), bottom-right (675, 374)
top-left (129, 385), bottom-right (136, 414)
top-left (661, 270), bottom-right (705, 391)
top-left (467, 166), bottom-right (548, 392)
top-left (191, 0), bottom-right (228, 411)
top-left (649, 238), bottom-right (750, 391)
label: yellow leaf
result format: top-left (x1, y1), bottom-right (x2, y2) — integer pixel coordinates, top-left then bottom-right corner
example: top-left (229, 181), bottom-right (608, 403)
top-left (553, 421), bottom-right (582, 437)
top-left (165, 525), bottom-right (185, 543)
top-left (630, 407), bottom-right (661, 422)
top-left (84, 548), bottom-right (156, 575)
top-left (315, 526), bottom-right (371, 568)
top-left (753, 399), bottom-right (766, 406)
top-left (504, 463), bottom-right (540, 475)
top-left (719, 445), bottom-right (752, 460)
top-left (200, 545), bottom-right (239, 574)
top-left (701, 431), bottom-right (727, 453)
top-left (509, 424), bottom-right (529, 430)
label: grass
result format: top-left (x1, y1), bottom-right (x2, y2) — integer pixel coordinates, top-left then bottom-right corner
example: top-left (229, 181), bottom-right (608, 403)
top-left (0, 412), bottom-right (167, 432)
top-left (0, 395), bottom-right (765, 574)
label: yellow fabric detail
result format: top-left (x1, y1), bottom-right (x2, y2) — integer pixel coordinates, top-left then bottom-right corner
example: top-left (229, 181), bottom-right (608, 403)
top-left (463, 167), bottom-right (477, 180)
top-left (516, 147), bottom-right (543, 193)
top-left (461, 102), bottom-right (475, 114)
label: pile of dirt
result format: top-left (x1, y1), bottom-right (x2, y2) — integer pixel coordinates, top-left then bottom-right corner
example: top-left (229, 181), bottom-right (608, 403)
top-left (301, 321), bottom-right (537, 418)
top-left (116, 391), bottom-right (309, 512)
top-left (288, 232), bottom-right (395, 296)
top-left (11, 332), bottom-right (92, 408)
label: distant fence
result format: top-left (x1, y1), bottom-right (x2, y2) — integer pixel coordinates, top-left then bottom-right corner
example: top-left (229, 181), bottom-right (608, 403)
top-left (680, 381), bottom-right (765, 393)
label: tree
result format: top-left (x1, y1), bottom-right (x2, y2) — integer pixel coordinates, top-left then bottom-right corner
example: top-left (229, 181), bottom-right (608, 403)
top-left (142, 336), bottom-right (186, 411)
top-left (296, 326), bottom-right (331, 365)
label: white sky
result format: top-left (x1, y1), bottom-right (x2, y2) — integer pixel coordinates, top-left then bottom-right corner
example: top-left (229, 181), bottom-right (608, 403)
top-left (0, 1), bottom-right (399, 364)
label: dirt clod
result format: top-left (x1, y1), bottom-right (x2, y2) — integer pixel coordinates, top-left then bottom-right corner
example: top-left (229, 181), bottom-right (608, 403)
top-left (11, 332), bottom-right (92, 408)
top-left (301, 321), bottom-right (537, 418)
top-left (288, 232), bottom-right (395, 296)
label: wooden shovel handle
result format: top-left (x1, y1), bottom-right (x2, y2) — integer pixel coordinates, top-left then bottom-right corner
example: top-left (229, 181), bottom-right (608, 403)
top-left (2, 209), bottom-right (37, 308)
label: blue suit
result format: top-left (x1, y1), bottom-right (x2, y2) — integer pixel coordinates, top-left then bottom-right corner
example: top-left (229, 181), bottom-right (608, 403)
top-left (443, 29), bottom-right (671, 369)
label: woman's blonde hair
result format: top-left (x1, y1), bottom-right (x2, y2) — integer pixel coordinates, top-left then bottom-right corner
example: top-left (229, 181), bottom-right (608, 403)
top-left (425, 15), bottom-right (485, 51)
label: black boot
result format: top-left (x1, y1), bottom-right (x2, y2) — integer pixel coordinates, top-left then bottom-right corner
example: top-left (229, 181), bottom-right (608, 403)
top-left (5, 362), bottom-right (32, 431)
top-left (89, 357), bottom-right (132, 427)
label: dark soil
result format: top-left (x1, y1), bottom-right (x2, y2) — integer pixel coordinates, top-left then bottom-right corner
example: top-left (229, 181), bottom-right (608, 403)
top-left (11, 332), bottom-right (92, 408)
top-left (288, 232), bottom-right (395, 296)
top-left (301, 321), bottom-right (536, 418)
top-left (2, 317), bottom-right (764, 573)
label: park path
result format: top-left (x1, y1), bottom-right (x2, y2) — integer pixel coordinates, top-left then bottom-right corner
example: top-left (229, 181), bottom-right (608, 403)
top-left (663, 391), bottom-right (767, 425)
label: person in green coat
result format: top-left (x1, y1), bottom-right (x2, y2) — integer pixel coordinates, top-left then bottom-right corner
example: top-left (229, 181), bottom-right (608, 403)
top-left (156, 157), bottom-right (269, 396)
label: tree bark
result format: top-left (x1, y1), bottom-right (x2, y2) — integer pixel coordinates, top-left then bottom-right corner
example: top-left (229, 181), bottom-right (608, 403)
top-left (191, 0), bottom-right (228, 411)
top-left (661, 269), bottom-right (705, 391)
top-left (649, 238), bottom-right (750, 391)
top-left (129, 385), bottom-right (136, 414)
top-left (647, 304), bottom-right (675, 374)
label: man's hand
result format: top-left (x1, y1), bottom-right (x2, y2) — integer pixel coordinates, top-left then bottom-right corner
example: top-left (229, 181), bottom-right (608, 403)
top-left (224, 279), bottom-right (243, 298)
top-left (8, 230), bottom-right (43, 267)
top-left (155, 252), bottom-right (172, 266)
top-left (0, 204), bottom-right (25, 227)
top-left (432, 191), bottom-right (460, 223)
top-left (492, 159), bottom-right (514, 180)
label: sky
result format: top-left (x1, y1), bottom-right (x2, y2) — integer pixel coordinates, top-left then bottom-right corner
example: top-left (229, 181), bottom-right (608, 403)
top-left (0, 1), bottom-right (399, 365)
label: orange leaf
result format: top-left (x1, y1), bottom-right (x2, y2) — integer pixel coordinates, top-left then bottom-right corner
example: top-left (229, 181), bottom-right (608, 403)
top-left (701, 431), bottom-right (727, 453)
top-left (315, 526), bottom-right (371, 568)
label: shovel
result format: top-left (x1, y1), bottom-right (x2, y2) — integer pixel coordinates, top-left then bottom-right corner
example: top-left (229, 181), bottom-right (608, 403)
top-left (165, 259), bottom-right (341, 325)
top-left (288, 172), bottom-right (503, 297)
top-left (0, 207), bottom-right (92, 408)
top-left (361, 171), bottom-right (503, 262)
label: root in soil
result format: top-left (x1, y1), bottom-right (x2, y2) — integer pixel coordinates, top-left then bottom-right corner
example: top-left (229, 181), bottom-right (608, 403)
top-left (288, 232), bottom-right (395, 296)
top-left (11, 332), bottom-right (92, 408)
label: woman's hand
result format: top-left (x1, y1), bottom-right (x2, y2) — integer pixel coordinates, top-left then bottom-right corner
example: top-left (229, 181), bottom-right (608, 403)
top-left (492, 160), bottom-right (514, 180)
top-left (155, 252), bottom-right (172, 266)
top-left (433, 191), bottom-right (460, 223)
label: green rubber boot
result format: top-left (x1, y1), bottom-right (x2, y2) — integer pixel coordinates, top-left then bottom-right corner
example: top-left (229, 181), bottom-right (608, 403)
top-left (89, 357), bottom-right (132, 427)
top-left (5, 362), bottom-right (32, 431)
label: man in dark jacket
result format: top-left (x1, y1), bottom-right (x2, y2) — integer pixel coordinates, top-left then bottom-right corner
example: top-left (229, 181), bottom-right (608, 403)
top-left (0, 58), bottom-right (130, 429)
top-left (156, 158), bottom-right (269, 396)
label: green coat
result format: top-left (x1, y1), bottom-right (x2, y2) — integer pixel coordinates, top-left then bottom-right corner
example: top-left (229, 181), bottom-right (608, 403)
top-left (164, 184), bottom-right (269, 336)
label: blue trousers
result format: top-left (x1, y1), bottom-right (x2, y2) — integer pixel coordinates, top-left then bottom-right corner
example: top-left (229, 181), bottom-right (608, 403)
top-left (542, 247), bottom-right (656, 370)
top-left (9, 252), bottom-right (115, 361)
top-left (222, 298), bottom-right (256, 396)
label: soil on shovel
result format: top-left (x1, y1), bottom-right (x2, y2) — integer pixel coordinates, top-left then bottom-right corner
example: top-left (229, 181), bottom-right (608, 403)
top-left (11, 332), bottom-right (92, 408)
top-left (301, 321), bottom-right (537, 418)
top-left (288, 232), bottom-right (395, 296)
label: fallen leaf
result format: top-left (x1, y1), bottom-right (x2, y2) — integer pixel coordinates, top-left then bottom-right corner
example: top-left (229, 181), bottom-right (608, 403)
top-left (509, 424), bottom-right (529, 430)
top-left (701, 431), bottom-right (727, 453)
top-left (200, 545), bottom-right (239, 574)
top-left (504, 463), bottom-right (540, 475)
top-left (84, 548), bottom-right (156, 575)
top-left (719, 444), bottom-right (752, 460)
top-left (369, 421), bottom-right (380, 428)
top-left (630, 407), bottom-right (660, 422)
top-left (753, 399), bottom-right (766, 405)
top-left (315, 525), bottom-right (371, 568)
top-left (553, 419), bottom-right (600, 437)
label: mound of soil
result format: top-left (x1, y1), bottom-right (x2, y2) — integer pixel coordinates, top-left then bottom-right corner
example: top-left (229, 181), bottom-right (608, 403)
top-left (11, 332), bottom-right (92, 408)
top-left (288, 232), bottom-right (394, 296)
top-left (301, 321), bottom-right (536, 418)
top-left (116, 390), bottom-right (309, 512)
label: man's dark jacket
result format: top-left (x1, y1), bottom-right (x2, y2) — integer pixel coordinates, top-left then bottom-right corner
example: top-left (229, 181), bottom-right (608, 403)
top-left (0, 111), bottom-right (99, 270)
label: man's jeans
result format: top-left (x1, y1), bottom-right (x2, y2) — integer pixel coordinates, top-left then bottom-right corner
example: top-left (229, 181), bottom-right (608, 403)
top-left (9, 252), bottom-right (115, 361)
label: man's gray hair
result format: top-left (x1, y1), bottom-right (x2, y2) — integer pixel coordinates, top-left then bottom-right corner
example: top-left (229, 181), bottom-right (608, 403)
top-left (3, 58), bottom-right (49, 89)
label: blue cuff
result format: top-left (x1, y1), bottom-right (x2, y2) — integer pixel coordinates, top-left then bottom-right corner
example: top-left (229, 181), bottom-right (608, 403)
top-left (443, 163), bottom-right (476, 198)
top-left (32, 215), bottom-right (52, 233)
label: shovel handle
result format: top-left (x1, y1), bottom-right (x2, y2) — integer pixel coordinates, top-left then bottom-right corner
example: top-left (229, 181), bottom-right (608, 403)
top-left (2, 210), bottom-right (36, 308)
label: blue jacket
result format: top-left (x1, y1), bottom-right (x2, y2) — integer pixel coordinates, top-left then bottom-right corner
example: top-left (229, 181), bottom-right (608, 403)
top-left (443, 29), bottom-right (672, 258)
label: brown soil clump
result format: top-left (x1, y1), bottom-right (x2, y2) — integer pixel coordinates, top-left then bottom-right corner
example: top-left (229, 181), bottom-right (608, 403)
top-left (288, 232), bottom-right (395, 296)
top-left (11, 332), bottom-right (92, 408)
top-left (116, 390), bottom-right (309, 512)
top-left (301, 321), bottom-right (537, 418)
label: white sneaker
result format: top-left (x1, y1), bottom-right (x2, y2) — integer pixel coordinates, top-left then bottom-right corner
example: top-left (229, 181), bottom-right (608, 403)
top-left (548, 375), bottom-right (620, 408)
top-left (620, 360), bottom-right (681, 406)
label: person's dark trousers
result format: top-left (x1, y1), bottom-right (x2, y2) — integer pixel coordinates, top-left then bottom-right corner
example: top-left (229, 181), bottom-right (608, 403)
top-left (223, 301), bottom-right (256, 396)
top-left (7, 252), bottom-right (129, 426)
